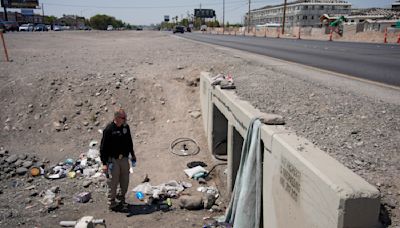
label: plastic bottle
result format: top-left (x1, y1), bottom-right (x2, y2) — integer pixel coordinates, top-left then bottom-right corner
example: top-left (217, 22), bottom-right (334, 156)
top-left (129, 160), bottom-right (136, 173)
top-left (135, 191), bottom-right (144, 200)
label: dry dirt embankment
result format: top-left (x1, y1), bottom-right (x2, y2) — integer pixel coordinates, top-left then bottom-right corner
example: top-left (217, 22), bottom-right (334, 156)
top-left (0, 30), bottom-right (399, 227)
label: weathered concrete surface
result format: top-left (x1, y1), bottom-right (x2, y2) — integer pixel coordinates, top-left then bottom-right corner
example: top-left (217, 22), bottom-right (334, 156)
top-left (200, 72), bottom-right (380, 228)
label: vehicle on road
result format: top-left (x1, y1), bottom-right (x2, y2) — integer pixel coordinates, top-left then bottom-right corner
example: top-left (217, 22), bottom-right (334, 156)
top-left (0, 21), bottom-right (5, 32)
top-left (19, 23), bottom-right (34, 32)
top-left (34, 24), bottom-right (48, 31)
top-left (173, 25), bottom-right (185, 34)
top-left (136, 26), bottom-right (143, 31)
top-left (200, 25), bottom-right (207, 31)
top-left (186, 27), bottom-right (192, 32)
top-left (107, 25), bottom-right (114, 31)
top-left (53, 25), bottom-right (62, 31)
top-left (3, 21), bottom-right (19, 31)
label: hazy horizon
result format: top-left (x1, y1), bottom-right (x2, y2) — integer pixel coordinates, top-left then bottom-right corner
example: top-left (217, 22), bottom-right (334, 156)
top-left (4, 0), bottom-right (396, 25)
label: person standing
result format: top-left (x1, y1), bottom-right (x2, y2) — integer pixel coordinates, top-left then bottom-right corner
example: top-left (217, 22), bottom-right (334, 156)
top-left (100, 108), bottom-right (136, 210)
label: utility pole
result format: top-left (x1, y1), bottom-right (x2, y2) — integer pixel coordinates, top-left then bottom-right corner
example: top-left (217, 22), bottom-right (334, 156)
top-left (1, 0), bottom-right (8, 21)
top-left (222, 0), bottom-right (225, 33)
top-left (282, 0), bottom-right (287, 34)
top-left (247, 0), bottom-right (251, 33)
top-left (41, 3), bottom-right (44, 23)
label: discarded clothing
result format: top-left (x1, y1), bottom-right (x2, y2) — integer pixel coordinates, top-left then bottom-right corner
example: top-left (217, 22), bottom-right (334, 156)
top-left (225, 118), bottom-right (263, 228)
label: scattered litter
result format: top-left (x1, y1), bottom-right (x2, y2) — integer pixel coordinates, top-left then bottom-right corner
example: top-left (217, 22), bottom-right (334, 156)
top-left (89, 140), bottom-right (98, 147)
top-left (170, 137), bottom-right (200, 156)
top-left (197, 186), bottom-right (219, 198)
top-left (60, 216), bottom-right (105, 227)
top-left (135, 191), bottom-right (144, 200)
top-left (210, 73), bottom-right (236, 90)
top-left (65, 158), bottom-right (74, 165)
top-left (132, 180), bottom-right (189, 199)
top-left (187, 161), bottom-right (207, 168)
top-left (74, 192), bottom-right (91, 203)
top-left (29, 167), bottom-right (41, 177)
top-left (40, 189), bottom-right (56, 206)
top-left (184, 166), bottom-right (208, 179)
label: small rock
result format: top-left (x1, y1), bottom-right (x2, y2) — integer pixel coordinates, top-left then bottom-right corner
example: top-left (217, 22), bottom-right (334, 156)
top-left (22, 161), bottom-right (33, 168)
top-left (190, 111), bottom-right (202, 119)
top-left (75, 102), bottom-right (83, 107)
top-left (16, 167), bottom-right (28, 175)
top-left (83, 121), bottom-right (89, 126)
top-left (5, 117), bottom-right (11, 123)
top-left (25, 198), bottom-right (32, 204)
top-left (211, 205), bottom-right (222, 212)
top-left (30, 191), bottom-right (39, 197)
top-left (150, 117), bottom-right (156, 121)
top-left (50, 186), bottom-right (60, 193)
top-left (179, 195), bottom-right (203, 210)
top-left (83, 180), bottom-right (92, 188)
top-left (53, 122), bottom-right (62, 131)
top-left (28, 104), bottom-right (33, 108)
top-left (18, 154), bottom-right (27, 160)
top-left (34, 114), bottom-right (41, 120)
top-left (259, 113), bottom-right (285, 125)
top-left (6, 154), bottom-right (18, 163)
top-left (177, 65), bottom-right (185, 70)
top-left (14, 159), bottom-right (23, 167)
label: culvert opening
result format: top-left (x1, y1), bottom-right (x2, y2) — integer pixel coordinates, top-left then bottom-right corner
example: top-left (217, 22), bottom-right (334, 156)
top-left (212, 105), bottom-right (228, 157)
top-left (232, 126), bottom-right (244, 188)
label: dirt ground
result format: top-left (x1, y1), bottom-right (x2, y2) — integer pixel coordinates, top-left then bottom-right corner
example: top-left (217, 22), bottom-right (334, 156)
top-left (1, 30), bottom-right (399, 228)
top-left (0, 31), bottom-right (232, 228)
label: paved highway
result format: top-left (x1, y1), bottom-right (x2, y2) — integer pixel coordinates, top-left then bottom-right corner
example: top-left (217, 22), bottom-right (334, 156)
top-left (180, 33), bottom-right (400, 87)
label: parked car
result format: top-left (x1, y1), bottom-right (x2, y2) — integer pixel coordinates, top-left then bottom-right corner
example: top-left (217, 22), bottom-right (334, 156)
top-left (136, 26), bottom-right (143, 31)
top-left (200, 25), bottom-right (207, 31)
top-left (53, 25), bottom-right (62, 31)
top-left (19, 23), bottom-right (34, 32)
top-left (0, 21), bottom-right (5, 32)
top-left (173, 25), bottom-right (185, 34)
top-left (34, 24), bottom-right (48, 31)
top-left (3, 21), bottom-right (19, 31)
top-left (107, 25), bottom-right (114, 31)
top-left (79, 25), bottom-right (91, 30)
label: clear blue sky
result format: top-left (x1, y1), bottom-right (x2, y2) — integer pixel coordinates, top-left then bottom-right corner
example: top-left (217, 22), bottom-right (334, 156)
top-left (8, 0), bottom-right (396, 25)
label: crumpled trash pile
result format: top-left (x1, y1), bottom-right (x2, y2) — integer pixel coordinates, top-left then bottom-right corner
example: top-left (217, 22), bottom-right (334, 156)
top-left (44, 141), bottom-right (104, 180)
top-left (210, 74), bottom-right (236, 90)
top-left (132, 180), bottom-right (192, 199)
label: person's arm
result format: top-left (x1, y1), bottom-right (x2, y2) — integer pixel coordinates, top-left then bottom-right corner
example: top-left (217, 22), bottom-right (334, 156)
top-left (126, 125), bottom-right (136, 162)
top-left (100, 126), bottom-right (111, 171)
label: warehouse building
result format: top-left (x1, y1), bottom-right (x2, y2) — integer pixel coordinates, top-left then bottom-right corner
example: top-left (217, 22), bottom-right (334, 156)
top-left (246, 0), bottom-right (352, 27)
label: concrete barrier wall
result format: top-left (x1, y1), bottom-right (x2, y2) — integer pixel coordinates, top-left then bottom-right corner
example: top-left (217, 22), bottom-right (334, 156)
top-left (200, 72), bottom-right (380, 228)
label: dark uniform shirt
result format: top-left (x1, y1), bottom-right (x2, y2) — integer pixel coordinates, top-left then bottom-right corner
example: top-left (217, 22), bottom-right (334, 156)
top-left (100, 121), bottom-right (135, 165)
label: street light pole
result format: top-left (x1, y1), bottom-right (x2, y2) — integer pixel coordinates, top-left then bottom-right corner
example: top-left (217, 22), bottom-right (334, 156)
top-left (282, 0), bottom-right (287, 34)
top-left (222, 0), bottom-right (225, 33)
top-left (247, 0), bottom-right (251, 33)
top-left (1, 0), bottom-right (8, 21)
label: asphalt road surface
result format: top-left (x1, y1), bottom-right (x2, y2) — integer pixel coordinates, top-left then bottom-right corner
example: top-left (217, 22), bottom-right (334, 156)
top-left (180, 33), bottom-right (400, 87)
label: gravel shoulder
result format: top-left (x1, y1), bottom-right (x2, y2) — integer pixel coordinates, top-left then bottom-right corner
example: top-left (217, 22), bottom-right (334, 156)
top-left (0, 31), bottom-right (399, 227)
